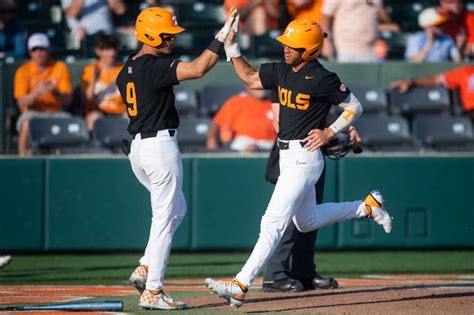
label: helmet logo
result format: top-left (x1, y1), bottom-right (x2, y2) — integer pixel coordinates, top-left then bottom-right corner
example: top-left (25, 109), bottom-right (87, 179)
top-left (172, 15), bottom-right (178, 26)
top-left (286, 27), bottom-right (295, 37)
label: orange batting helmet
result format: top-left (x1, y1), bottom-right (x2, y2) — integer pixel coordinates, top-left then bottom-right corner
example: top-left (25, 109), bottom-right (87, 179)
top-left (276, 19), bottom-right (326, 61)
top-left (135, 7), bottom-right (185, 47)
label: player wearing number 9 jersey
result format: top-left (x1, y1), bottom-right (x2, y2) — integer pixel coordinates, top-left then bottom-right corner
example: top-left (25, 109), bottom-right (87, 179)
top-left (204, 18), bottom-right (394, 307)
top-left (115, 6), bottom-right (238, 310)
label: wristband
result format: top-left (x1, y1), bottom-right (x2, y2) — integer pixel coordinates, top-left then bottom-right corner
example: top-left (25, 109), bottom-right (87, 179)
top-left (207, 39), bottom-right (224, 55)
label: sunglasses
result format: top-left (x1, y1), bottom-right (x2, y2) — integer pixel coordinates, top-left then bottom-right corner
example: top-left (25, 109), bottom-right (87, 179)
top-left (161, 35), bottom-right (175, 42)
top-left (30, 47), bottom-right (47, 52)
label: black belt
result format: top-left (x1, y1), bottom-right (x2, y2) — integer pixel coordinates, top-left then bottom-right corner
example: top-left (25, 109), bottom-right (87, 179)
top-left (133, 129), bottom-right (176, 139)
top-left (277, 139), bottom-right (306, 150)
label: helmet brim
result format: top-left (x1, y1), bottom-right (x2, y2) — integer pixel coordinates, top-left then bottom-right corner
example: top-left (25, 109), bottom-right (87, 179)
top-left (161, 25), bottom-right (186, 35)
top-left (276, 35), bottom-right (303, 50)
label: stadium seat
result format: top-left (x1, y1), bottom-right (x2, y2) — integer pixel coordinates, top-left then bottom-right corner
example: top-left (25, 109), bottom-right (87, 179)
top-left (173, 32), bottom-right (194, 54)
top-left (390, 86), bottom-right (451, 116)
top-left (115, 32), bottom-right (138, 51)
top-left (412, 116), bottom-right (474, 151)
top-left (350, 86), bottom-right (389, 115)
top-left (380, 31), bottom-right (409, 60)
top-left (175, 3), bottom-right (225, 31)
top-left (22, 1), bottom-right (55, 26)
top-left (385, 2), bottom-right (426, 32)
top-left (178, 117), bottom-right (211, 152)
top-left (29, 117), bottom-right (89, 154)
top-left (92, 116), bottom-right (130, 152)
top-left (173, 32), bottom-right (214, 57)
top-left (253, 31), bottom-right (284, 59)
top-left (175, 86), bottom-right (199, 116)
top-left (200, 85), bottom-right (245, 116)
top-left (353, 115), bottom-right (416, 151)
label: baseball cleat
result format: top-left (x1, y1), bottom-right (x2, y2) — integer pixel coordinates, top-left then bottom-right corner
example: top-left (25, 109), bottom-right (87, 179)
top-left (129, 265), bottom-right (148, 294)
top-left (361, 190), bottom-right (393, 233)
top-left (204, 278), bottom-right (248, 307)
top-left (139, 289), bottom-right (186, 310)
top-left (0, 256), bottom-right (11, 268)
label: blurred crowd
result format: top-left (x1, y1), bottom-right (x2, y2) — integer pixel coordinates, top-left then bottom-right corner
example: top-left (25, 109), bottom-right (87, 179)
top-left (2, 0), bottom-right (474, 62)
top-left (1, 0), bottom-right (474, 155)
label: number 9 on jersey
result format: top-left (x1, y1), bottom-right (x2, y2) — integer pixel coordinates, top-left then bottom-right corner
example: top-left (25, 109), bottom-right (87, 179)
top-left (126, 82), bottom-right (138, 117)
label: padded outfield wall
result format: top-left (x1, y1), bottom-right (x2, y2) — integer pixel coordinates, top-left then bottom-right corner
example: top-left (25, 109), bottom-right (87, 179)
top-left (0, 155), bottom-right (472, 251)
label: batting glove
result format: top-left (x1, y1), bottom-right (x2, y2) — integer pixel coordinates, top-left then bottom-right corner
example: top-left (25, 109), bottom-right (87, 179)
top-left (215, 7), bottom-right (238, 43)
top-left (225, 14), bottom-right (241, 61)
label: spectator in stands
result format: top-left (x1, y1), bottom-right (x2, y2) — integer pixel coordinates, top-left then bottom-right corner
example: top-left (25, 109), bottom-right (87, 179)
top-left (439, 0), bottom-right (474, 59)
top-left (14, 33), bottom-right (73, 156)
top-left (61, 0), bottom-right (125, 55)
top-left (391, 65), bottom-right (474, 121)
top-left (405, 7), bottom-right (461, 63)
top-left (114, 0), bottom-right (160, 36)
top-left (0, 0), bottom-right (26, 59)
top-left (286, 0), bottom-right (324, 24)
top-left (224, 0), bottom-right (280, 36)
top-left (321, 0), bottom-right (400, 62)
top-left (80, 34), bottom-right (125, 131)
top-left (207, 87), bottom-right (276, 152)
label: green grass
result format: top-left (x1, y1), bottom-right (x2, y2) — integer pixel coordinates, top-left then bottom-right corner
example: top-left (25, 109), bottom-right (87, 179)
top-left (1, 251), bottom-right (474, 286)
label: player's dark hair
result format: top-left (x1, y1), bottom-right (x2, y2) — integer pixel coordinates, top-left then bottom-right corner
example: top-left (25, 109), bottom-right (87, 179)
top-left (95, 33), bottom-right (120, 50)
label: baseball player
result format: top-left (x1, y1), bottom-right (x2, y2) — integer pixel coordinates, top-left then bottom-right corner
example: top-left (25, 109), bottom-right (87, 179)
top-left (115, 7), bottom-right (238, 310)
top-left (262, 102), bottom-right (362, 292)
top-left (204, 18), bottom-right (393, 307)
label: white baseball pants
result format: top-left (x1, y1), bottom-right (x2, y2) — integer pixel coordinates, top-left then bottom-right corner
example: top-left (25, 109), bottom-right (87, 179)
top-left (236, 140), bottom-right (364, 287)
top-left (129, 130), bottom-right (187, 290)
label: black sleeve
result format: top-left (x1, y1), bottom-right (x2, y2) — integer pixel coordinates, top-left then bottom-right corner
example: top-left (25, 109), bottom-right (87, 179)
top-left (270, 89), bottom-right (278, 103)
top-left (259, 63), bottom-right (279, 90)
top-left (316, 71), bottom-right (351, 105)
top-left (151, 58), bottom-right (181, 88)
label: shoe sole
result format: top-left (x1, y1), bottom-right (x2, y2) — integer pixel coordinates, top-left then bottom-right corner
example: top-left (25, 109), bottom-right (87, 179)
top-left (261, 286), bottom-right (304, 293)
top-left (314, 284), bottom-right (338, 290)
top-left (139, 302), bottom-right (186, 310)
top-left (204, 280), bottom-right (244, 308)
top-left (129, 277), bottom-right (146, 294)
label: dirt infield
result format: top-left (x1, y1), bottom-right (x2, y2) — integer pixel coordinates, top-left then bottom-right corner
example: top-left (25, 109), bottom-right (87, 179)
top-left (1, 275), bottom-right (473, 314)
top-left (196, 285), bottom-right (474, 314)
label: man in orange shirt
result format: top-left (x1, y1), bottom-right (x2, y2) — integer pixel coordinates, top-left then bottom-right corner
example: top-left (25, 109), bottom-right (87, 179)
top-left (286, 0), bottom-right (324, 23)
top-left (391, 65), bottom-right (474, 121)
top-left (81, 33), bottom-right (125, 131)
top-left (14, 33), bottom-right (72, 156)
top-left (207, 87), bottom-right (276, 152)
top-left (440, 0), bottom-right (474, 58)
top-left (224, 0), bottom-right (280, 36)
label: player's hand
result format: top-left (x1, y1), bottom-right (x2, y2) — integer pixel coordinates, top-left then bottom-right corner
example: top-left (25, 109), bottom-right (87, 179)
top-left (206, 139), bottom-right (219, 150)
top-left (216, 7), bottom-right (238, 43)
top-left (35, 79), bottom-right (55, 96)
top-left (225, 14), bottom-right (241, 61)
top-left (348, 125), bottom-right (361, 146)
top-left (303, 128), bottom-right (335, 152)
top-left (390, 79), bottom-right (414, 93)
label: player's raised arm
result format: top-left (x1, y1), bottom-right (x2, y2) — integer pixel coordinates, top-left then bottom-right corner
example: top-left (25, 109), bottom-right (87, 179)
top-left (176, 8), bottom-right (238, 81)
top-left (223, 17), bottom-right (265, 90)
